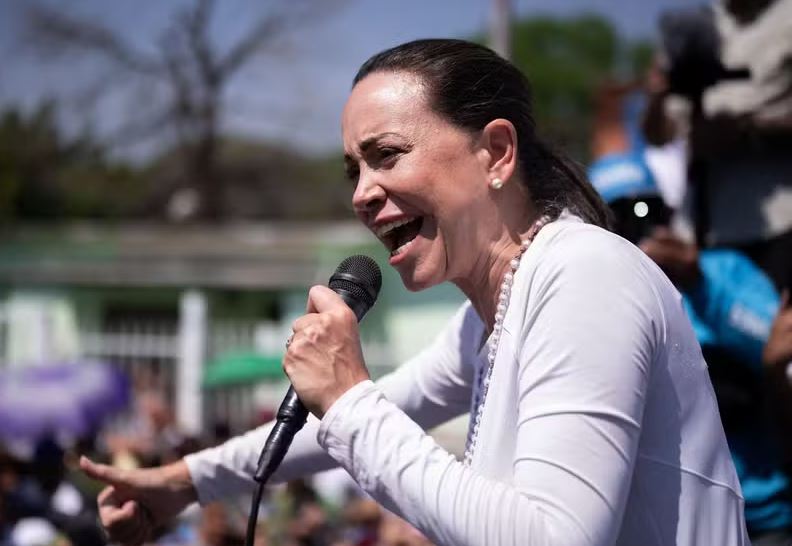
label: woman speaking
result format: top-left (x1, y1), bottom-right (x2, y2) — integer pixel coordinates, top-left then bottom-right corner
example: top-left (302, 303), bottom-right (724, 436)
top-left (83, 39), bottom-right (749, 545)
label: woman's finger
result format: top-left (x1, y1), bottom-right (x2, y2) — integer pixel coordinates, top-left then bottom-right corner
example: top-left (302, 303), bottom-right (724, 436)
top-left (104, 498), bottom-right (137, 526)
top-left (292, 313), bottom-right (319, 333)
top-left (97, 485), bottom-right (118, 506)
top-left (306, 285), bottom-right (350, 315)
top-left (81, 456), bottom-right (132, 491)
top-left (107, 500), bottom-right (149, 546)
top-left (95, 486), bottom-right (151, 546)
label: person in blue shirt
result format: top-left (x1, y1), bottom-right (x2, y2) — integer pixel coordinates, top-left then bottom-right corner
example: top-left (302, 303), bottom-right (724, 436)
top-left (588, 85), bottom-right (792, 543)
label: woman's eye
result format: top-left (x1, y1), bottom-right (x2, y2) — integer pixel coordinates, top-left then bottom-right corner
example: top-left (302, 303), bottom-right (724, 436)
top-left (377, 147), bottom-right (401, 165)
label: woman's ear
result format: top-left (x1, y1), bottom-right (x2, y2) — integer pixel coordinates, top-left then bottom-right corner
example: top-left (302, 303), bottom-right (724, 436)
top-left (479, 118), bottom-right (518, 185)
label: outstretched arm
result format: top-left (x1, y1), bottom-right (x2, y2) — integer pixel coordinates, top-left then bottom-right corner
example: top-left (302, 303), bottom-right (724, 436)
top-left (183, 300), bottom-right (476, 503)
top-left (85, 302), bottom-right (477, 545)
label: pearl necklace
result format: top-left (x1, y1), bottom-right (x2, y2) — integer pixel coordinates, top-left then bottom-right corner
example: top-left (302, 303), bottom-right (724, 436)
top-left (463, 214), bottom-right (552, 467)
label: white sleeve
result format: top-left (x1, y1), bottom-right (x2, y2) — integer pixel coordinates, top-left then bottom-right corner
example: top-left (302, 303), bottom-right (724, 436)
top-left (317, 235), bottom-right (661, 546)
top-left (183, 303), bottom-right (477, 504)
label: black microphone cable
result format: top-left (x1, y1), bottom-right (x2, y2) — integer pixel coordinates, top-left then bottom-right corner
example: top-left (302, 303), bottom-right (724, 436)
top-left (244, 255), bottom-right (382, 546)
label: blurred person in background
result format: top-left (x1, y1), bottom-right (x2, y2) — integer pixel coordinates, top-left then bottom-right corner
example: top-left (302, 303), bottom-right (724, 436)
top-left (376, 511), bottom-right (432, 546)
top-left (762, 292), bottom-right (792, 474)
top-left (0, 503), bottom-right (7, 546)
top-left (336, 496), bottom-right (379, 546)
top-left (765, 292), bottom-right (792, 375)
top-left (192, 502), bottom-right (247, 546)
top-left (589, 83), bottom-right (792, 544)
top-left (0, 450), bottom-right (15, 546)
top-left (8, 518), bottom-right (70, 546)
top-left (646, 0), bottom-right (792, 292)
top-left (280, 480), bottom-right (333, 546)
top-left (105, 390), bottom-right (185, 469)
top-left (0, 438), bottom-right (105, 546)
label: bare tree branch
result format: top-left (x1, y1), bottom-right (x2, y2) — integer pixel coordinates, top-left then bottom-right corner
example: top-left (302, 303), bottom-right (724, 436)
top-left (220, 0), bottom-right (349, 78)
top-left (217, 18), bottom-right (282, 79)
top-left (25, 3), bottom-right (163, 76)
top-left (64, 65), bottom-right (132, 114)
top-left (103, 109), bottom-right (174, 149)
top-left (21, 0), bottom-right (349, 221)
top-left (185, 0), bottom-right (220, 89)
top-left (218, 0), bottom-right (306, 78)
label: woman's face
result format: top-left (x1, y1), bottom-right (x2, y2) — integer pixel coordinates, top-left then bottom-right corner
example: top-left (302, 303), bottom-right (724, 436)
top-left (342, 71), bottom-right (498, 291)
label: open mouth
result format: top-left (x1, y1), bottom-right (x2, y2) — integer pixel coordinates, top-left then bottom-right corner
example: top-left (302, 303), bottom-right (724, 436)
top-left (375, 217), bottom-right (424, 257)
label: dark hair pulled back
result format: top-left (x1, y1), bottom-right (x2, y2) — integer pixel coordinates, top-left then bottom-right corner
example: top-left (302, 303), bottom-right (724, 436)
top-left (354, 38), bottom-right (611, 228)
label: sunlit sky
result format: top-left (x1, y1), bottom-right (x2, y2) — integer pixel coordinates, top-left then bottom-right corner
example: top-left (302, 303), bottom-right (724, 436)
top-left (0, 0), bottom-right (692, 156)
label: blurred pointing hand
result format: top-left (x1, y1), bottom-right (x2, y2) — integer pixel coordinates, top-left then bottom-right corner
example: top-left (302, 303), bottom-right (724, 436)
top-left (80, 456), bottom-right (197, 546)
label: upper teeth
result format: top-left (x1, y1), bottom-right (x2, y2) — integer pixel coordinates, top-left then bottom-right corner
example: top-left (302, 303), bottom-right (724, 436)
top-left (375, 217), bottom-right (415, 238)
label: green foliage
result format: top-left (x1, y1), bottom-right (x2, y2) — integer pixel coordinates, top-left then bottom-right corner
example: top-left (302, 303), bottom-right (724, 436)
top-left (508, 14), bottom-right (652, 161)
top-left (0, 103), bottom-right (147, 222)
top-left (142, 136), bottom-right (353, 221)
top-left (0, 104), bottom-right (63, 219)
top-left (217, 137), bottom-right (352, 220)
top-left (627, 41), bottom-right (655, 79)
top-left (0, 104), bottom-right (351, 222)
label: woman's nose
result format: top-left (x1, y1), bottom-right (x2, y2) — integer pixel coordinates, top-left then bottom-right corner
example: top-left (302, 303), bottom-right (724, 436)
top-left (352, 175), bottom-right (386, 220)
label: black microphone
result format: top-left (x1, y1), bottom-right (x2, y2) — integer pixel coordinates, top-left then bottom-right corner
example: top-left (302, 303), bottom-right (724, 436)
top-left (253, 255), bottom-right (382, 484)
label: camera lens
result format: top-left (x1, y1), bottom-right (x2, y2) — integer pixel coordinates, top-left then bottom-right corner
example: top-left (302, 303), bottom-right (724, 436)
top-left (610, 195), bottom-right (672, 243)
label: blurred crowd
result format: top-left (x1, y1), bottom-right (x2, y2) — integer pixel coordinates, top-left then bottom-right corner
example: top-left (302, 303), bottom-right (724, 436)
top-left (588, 0), bottom-right (792, 544)
top-left (0, 370), bottom-right (433, 546)
top-left (2, 0), bottom-right (792, 544)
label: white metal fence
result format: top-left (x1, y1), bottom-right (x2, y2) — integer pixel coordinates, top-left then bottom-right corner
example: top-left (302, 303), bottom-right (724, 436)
top-left (0, 301), bottom-right (396, 437)
top-left (78, 320), bottom-right (395, 435)
top-left (80, 322), bottom-right (180, 399)
top-left (78, 320), bottom-right (273, 434)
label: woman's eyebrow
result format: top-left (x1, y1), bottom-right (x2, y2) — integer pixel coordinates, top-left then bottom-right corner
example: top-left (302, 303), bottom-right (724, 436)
top-left (358, 132), bottom-right (403, 153)
top-left (344, 132), bottom-right (405, 163)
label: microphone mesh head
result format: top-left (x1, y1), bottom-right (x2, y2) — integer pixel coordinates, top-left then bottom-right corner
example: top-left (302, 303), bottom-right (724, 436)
top-left (329, 255), bottom-right (382, 307)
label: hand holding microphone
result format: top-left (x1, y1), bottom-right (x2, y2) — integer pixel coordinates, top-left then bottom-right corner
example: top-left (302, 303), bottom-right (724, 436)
top-left (245, 256), bottom-right (380, 545)
top-left (285, 284), bottom-right (371, 418)
top-left (253, 255), bottom-right (381, 484)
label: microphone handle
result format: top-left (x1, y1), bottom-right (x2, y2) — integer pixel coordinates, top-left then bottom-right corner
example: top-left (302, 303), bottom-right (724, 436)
top-left (252, 288), bottom-right (368, 483)
top-left (254, 387), bottom-right (306, 482)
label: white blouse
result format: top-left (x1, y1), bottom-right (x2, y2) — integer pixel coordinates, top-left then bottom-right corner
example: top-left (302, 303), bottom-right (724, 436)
top-left (185, 215), bottom-right (750, 546)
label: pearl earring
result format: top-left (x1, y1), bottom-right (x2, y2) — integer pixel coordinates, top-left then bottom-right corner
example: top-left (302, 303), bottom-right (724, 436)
top-left (490, 177), bottom-right (504, 190)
